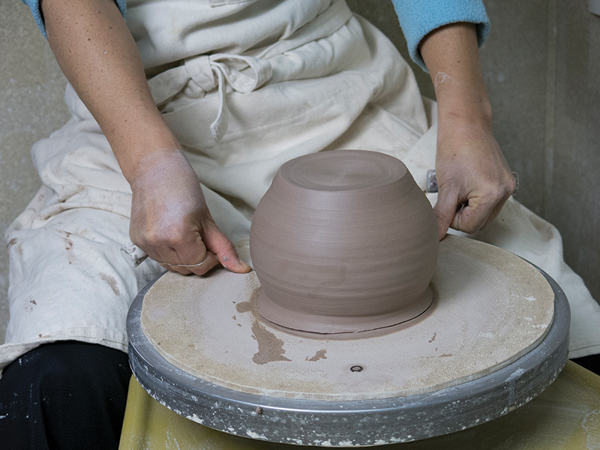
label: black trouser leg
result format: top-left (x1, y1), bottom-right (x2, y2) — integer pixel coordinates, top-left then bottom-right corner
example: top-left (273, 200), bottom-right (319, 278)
top-left (0, 341), bottom-right (131, 450)
top-left (572, 353), bottom-right (600, 375)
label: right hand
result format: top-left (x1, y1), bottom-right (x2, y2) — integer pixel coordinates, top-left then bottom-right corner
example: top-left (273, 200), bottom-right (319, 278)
top-left (43, 0), bottom-right (247, 277)
top-left (129, 149), bottom-right (251, 276)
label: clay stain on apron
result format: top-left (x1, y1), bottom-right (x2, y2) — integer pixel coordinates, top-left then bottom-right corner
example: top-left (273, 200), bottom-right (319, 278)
top-left (24, 297), bottom-right (37, 312)
top-left (61, 232), bottom-right (76, 264)
top-left (8, 238), bottom-right (24, 256)
top-left (99, 273), bottom-right (121, 296)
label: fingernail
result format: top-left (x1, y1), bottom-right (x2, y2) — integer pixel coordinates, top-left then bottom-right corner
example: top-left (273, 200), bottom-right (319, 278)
top-left (236, 259), bottom-right (252, 272)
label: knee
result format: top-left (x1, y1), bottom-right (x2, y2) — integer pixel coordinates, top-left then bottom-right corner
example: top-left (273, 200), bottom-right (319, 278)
top-left (1, 341), bottom-right (131, 415)
top-left (5, 341), bottom-right (130, 397)
top-left (0, 342), bottom-right (131, 449)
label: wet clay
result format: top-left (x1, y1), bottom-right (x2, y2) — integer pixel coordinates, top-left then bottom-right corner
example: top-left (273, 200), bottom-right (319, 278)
top-left (251, 320), bottom-right (291, 365)
top-left (306, 349), bottom-right (327, 362)
top-left (249, 150), bottom-right (439, 334)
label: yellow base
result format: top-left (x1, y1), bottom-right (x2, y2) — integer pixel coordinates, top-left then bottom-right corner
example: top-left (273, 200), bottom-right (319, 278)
top-left (119, 361), bottom-right (600, 450)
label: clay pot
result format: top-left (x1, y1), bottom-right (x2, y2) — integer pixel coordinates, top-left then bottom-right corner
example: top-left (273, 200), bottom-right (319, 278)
top-left (249, 150), bottom-right (439, 334)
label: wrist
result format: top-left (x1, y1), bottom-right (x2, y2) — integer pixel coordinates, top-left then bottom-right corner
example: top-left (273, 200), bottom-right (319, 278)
top-left (436, 88), bottom-right (493, 132)
top-left (111, 119), bottom-right (184, 184)
top-left (128, 147), bottom-right (195, 193)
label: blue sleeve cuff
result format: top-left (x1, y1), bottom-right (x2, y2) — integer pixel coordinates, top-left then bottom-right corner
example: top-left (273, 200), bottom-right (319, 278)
top-left (391, 0), bottom-right (490, 72)
top-left (21, 0), bottom-right (127, 39)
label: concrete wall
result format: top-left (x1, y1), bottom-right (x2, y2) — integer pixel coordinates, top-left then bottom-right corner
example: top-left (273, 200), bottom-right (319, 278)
top-left (0, 1), bottom-right (71, 344)
top-left (1, 0), bottom-right (598, 345)
top-left (480, 0), bottom-right (600, 305)
top-left (551, 0), bottom-right (600, 307)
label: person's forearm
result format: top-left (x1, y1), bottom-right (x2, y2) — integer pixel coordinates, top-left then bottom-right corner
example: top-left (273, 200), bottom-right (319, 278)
top-left (41, 0), bottom-right (177, 182)
top-left (419, 22), bottom-right (515, 238)
top-left (420, 23), bottom-right (492, 130)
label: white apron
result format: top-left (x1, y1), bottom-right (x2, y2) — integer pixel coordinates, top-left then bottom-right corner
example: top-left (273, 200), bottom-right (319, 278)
top-left (2, 0), bottom-right (599, 373)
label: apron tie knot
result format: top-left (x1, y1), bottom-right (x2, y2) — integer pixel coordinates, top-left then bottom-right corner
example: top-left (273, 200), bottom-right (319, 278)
top-left (197, 54), bottom-right (272, 142)
top-left (149, 53), bottom-right (272, 142)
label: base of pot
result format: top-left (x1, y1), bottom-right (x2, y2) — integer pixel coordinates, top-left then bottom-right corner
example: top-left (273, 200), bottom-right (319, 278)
top-left (257, 286), bottom-right (435, 335)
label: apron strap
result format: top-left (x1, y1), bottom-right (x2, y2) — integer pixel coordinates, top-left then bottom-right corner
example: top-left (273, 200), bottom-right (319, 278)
top-left (208, 54), bottom-right (272, 141)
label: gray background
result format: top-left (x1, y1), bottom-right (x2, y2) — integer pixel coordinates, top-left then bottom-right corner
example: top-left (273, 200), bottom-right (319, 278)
top-left (1, 0), bottom-right (599, 344)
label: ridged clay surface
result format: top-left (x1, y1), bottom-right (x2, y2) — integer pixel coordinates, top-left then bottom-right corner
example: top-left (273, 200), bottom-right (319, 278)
top-left (250, 150), bottom-right (439, 334)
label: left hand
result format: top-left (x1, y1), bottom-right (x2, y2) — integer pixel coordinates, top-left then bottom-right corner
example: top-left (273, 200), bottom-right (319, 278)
top-left (433, 119), bottom-right (516, 239)
top-left (419, 23), bottom-right (516, 239)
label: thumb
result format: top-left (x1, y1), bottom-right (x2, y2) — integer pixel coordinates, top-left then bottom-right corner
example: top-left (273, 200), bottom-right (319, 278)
top-left (203, 221), bottom-right (251, 274)
top-left (433, 187), bottom-right (459, 240)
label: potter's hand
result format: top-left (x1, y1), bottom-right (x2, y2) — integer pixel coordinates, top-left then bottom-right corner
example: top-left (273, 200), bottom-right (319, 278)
top-left (129, 150), bottom-right (251, 275)
top-left (419, 22), bottom-right (516, 239)
top-left (433, 121), bottom-right (516, 239)
top-left (41, 0), bottom-right (250, 275)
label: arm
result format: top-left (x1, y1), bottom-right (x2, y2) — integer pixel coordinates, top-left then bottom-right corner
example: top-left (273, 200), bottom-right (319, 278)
top-left (41, 0), bottom-right (250, 275)
top-left (420, 23), bottom-right (516, 239)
